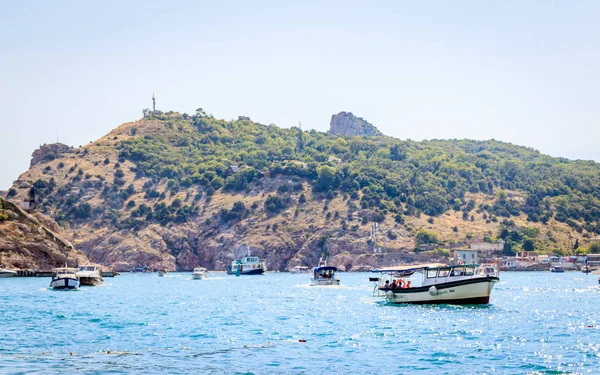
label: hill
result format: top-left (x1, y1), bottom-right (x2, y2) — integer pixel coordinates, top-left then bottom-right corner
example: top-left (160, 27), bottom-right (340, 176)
top-left (3, 109), bottom-right (600, 271)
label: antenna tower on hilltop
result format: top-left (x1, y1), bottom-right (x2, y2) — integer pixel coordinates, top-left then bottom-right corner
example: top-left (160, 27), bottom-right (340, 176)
top-left (152, 93), bottom-right (156, 113)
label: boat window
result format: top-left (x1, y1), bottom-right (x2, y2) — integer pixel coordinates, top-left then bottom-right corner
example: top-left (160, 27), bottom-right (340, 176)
top-left (437, 268), bottom-right (450, 277)
top-left (464, 266), bottom-right (475, 276)
top-left (450, 267), bottom-right (464, 276)
top-left (427, 269), bottom-right (437, 278)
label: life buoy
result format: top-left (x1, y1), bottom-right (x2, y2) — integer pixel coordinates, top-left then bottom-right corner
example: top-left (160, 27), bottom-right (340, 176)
top-left (397, 279), bottom-right (405, 288)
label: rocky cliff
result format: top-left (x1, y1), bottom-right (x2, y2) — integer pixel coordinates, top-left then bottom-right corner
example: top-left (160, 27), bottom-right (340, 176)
top-left (329, 112), bottom-right (382, 136)
top-left (0, 198), bottom-right (88, 270)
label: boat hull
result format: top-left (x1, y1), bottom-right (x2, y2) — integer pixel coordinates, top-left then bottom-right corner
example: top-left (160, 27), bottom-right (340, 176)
top-left (79, 276), bottom-right (103, 286)
top-left (0, 271), bottom-right (16, 278)
top-left (192, 273), bottom-right (207, 279)
top-left (226, 268), bottom-right (264, 275)
top-left (310, 278), bottom-right (340, 286)
top-left (383, 277), bottom-right (498, 305)
top-left (50, 277), bottom-right (80, 290)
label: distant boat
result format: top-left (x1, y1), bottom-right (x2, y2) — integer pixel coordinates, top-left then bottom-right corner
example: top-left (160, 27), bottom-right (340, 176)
top-left (227, 247), bottom-right (265, 275)
top-left (0, 266), bottom-right (16, 278)
top-left (77, 265), bottom-right (103, 286)
top-left (310, 259), bottom-right (340, 286)
top-left (551, 266), bottom-right (565, 273)
top-left (192, 267), bottom-right (208, 279)
top-left (158, 270), bottom-right (167, 277)
top-left (581, 265), bottom-right (593, 274)
top-left (131, 267), bottom-right (146, 273)
top-left (290, 266), bottom-right (311, 274)
top-left (50, 267), bottom-right (80, 290)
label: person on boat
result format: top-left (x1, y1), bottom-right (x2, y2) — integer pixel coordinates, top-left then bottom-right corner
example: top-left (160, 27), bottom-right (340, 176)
top-left (396, 279), bottom-right (405, 289)
top-left (404, 280), bottom-right (412, 288)
top-left (384, 280), bottom-right (390, 289)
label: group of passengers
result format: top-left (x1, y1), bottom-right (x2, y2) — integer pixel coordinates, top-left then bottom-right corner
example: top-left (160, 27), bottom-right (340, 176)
top-left (382, 279), bottom-right (411, 289)
top-left (319, 270), bottom-right (334, 279)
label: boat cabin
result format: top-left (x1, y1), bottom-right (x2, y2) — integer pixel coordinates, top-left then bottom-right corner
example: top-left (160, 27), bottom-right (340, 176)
top-left (372, 263), bottom-right (496, 292)
top-left (314, 266), bottom-right (337, 280)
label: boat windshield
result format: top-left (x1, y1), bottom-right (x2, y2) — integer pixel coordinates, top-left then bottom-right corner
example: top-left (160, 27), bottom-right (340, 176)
top-left (55, 269), bottom-right (76, 275)
top-left (78, 266), bottom-right (96, 271)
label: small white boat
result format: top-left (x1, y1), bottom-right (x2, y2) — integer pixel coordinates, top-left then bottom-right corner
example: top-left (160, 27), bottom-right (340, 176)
top-left (158, 270), bottom-right (167, 277)
top-left (0, 266), bottom-right (17, 278)
top-left (76, 265), bottom-right (103, 286)
top-left (310, 261), bottom-right (340, 286)
top-left (50, 267), bottom-right (80, 290)
top-left (192, 267), bottom-right (208, 279)
top-left (290, 266), bottom-right (311, 274)
top-left (371, 263), bottom-right (499, 305)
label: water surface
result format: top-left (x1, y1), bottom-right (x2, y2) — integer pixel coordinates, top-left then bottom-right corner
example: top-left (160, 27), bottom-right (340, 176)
top-left (1, 271), bottom-right (599, 374)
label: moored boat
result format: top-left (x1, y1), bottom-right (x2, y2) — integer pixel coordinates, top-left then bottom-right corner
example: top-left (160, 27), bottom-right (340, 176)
top-left (551, 266), bottom-right (565, 273)
top-left (290, 266), bottom-right (311, 274)
top-left (50, 267), bottom-right (80, 290)
top-left (192, 267), bottom-right (208, 279)
top-left (371, 263), bottom-right (499, 305)
top-left (77, 265), bottom-right (103, 286)
top-left (582, 266), bottom-right (593, 274)
top-left (0, 266), bottom-right (16, 278)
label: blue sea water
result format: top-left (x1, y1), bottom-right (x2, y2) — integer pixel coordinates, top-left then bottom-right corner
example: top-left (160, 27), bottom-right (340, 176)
top-left (1, 271), bottom-right (599, 375)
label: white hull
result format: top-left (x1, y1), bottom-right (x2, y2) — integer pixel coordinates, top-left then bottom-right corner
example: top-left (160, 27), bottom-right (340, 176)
top-left (0, 271), bottom-right (16, 278)
top-left (50, 277), bottom-right (80, 290)
top-left (311, 278), bottom-right (340, 286)
top-left (79, 276), bottom-right (103, 286)
top-left (385, 278), bottom-right (496, 304)
top-left (192, 273), bottom-right (207, 279)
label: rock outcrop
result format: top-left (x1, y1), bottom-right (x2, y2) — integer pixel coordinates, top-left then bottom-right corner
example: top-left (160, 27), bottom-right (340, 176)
top-left (329, 112), bottom-right (382, 136)
top-left (30, 143), bottom-right (75, 167)
top-left (0, 198), bottom-right (88, 270)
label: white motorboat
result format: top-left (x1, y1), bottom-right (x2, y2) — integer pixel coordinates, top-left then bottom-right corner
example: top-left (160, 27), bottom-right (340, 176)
top-left (310, 263), bottom-right (340, 286)
top-left (371, 263), bottom-right (499, 305)
top-left (50, 267), bottom-right (80, 290)
top-left (290, 266), bottom-right (311, 274)
top-left (158, 270), bottom-right (167, 277)
top-left (192, 267), bottom-right (208, 279)
top-left (76, 265), bottom-right (103, 286)
top-left (0, 266), bottom-right (17, 278)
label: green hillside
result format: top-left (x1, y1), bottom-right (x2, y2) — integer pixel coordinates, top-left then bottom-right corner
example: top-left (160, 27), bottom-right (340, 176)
top-left (5, 110), bottom-right (600, 270)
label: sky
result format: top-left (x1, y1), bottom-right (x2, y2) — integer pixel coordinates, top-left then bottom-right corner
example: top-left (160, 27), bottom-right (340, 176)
top-left (1, 0), bottom-right (599, 190)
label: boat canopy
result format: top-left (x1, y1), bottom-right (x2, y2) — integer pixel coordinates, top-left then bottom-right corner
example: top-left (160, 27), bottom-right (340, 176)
top-left (315, 266), bottom-right (337, 272)
top-left (371, 263), bottom-right (468, 273)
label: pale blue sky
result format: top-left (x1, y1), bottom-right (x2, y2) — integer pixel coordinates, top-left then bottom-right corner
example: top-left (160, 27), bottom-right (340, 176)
top-left (1, 1), bottom-right (599, 189)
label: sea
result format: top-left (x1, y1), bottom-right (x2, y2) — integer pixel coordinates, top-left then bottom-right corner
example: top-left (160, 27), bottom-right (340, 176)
top-left (1, 271), bottom-right (599, 375)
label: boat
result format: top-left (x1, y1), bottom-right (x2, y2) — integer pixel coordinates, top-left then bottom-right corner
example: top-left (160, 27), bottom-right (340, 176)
top-left (582, 265), bottom-right (593, 274)
top-left (76, 265), bottom-right (103, 286)
top-left (226, 249), bottom-right (266, 275)
top-left (49, 267), bottom-right (80, 290)
top-left (290, 266), bottom-right (311, 274)
top-left (192, 267), bottom-right (208, 279)
top-left (0, 265), bottom-right (16, 278)
top-left (371, 263), bottom-right (499, 305)
top-left (131, 267), bottom-right (146, 273)
top-left (551, 266), bottom-right (565, 273)
top-left (310, 259), bottom-right (340, 286)
top-left (158, 270), bottom-right (167, 277)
